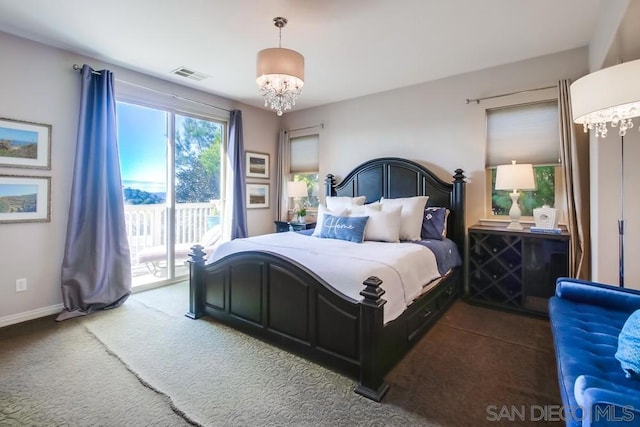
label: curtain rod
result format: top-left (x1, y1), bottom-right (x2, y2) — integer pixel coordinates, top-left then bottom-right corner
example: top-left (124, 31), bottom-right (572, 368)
top-left (72, 64), bottom-right (232, 113)
top-left (465, 85), bottom-right (556, 104)
top-left (286, 123), bottom-right (325, 133)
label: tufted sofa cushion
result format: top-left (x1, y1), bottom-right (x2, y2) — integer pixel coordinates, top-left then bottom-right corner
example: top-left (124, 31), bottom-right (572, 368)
top-left (549, 279), bottom-right (640, 427)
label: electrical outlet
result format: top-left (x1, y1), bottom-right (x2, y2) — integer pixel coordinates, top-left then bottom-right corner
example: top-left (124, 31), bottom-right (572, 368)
top-left (16, 278), bottom-right (27, 292)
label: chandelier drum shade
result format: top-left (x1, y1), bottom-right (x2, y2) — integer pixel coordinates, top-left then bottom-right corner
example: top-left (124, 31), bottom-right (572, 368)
top-left (570, 59), bottom-right (640, 138)
top-left (256, 17), bottom-right (305, 116)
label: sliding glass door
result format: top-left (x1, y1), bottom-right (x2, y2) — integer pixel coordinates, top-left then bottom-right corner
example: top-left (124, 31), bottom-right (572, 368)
top-left (173, 114), bottom-right (224, 280)
top-left (117, 101), bottom-right (225, 289)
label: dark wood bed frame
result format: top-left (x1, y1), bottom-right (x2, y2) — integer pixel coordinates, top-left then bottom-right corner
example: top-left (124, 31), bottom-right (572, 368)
top-left (187, 157), bottom-right (465, 401)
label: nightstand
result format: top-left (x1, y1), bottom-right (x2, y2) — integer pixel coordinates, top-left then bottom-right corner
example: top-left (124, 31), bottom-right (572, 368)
top-left (274, 221), bottom-right (316, 232)
top-left (466, 224), bottom-right (569, 316)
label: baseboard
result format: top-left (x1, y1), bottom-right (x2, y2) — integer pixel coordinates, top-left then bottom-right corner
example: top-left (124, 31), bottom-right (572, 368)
top-left (0, 304), bottom-right (64, 328)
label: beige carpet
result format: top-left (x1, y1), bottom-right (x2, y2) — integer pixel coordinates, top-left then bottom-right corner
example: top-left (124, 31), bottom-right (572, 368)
top-left (0, 282), bottom-right (561, 426)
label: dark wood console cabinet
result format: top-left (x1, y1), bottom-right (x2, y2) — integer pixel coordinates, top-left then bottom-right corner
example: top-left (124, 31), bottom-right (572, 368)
top-left (466, 224), bottom-right (570, 316)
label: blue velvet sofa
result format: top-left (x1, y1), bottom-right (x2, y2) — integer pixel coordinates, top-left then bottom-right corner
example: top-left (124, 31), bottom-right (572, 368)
top-left (549, 278), bottom-right (640, 426)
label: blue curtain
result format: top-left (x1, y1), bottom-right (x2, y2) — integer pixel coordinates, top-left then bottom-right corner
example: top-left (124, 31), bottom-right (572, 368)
top-left (228, 110), bottom-right (248, 239)
top-left (57, 65), bottom-right (131, 321)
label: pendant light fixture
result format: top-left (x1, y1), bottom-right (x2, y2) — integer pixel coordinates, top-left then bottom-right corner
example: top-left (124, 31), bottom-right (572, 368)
top-left (256, 17), bottom-right (305, 116)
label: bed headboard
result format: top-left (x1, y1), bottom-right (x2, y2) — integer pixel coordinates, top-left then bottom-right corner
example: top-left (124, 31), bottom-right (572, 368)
top-left (325, 157), bottom-right (466, 251)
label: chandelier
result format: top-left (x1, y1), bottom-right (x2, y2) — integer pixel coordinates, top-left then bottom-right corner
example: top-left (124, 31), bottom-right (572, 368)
top-left (256, 17), bottom-right (304, 116)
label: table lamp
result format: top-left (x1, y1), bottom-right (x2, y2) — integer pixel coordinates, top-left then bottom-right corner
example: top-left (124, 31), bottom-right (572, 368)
top-left (495, 161), bottom-right (536, 230)
top-left (287, 181), bottom-right (307, 222)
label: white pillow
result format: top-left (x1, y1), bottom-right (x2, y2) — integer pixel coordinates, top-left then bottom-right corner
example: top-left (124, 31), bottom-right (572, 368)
top-left (347, 203), bottom-right (377, 216)
top-left (380, 196), bottom-right (429, 241)
top-left (312, 204), bottom-right (348, 237)
top-left (326, 195), bottom-right (366, 211)
top-left (362, 205), bottom-right (402, 242)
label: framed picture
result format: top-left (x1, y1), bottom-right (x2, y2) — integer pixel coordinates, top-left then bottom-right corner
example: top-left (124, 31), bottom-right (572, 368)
top-left (0, 175), bottom-right (51, 223)
top-left (245, 151), bottom-right (269, 179)
top-left (246, 183), bottom-right (269, 209)
top-left (0, 118), bottom-right (52, 169)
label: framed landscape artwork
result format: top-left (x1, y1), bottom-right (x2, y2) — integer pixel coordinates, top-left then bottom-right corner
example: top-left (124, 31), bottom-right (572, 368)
top-left (0, 175), bottom-right (51, 223)
top-left (0, 118), bottom-right (51, 169)
top-left (246, 183), bottom-right (269, 209)
top-left (245, 151), bottom-right (269, 179)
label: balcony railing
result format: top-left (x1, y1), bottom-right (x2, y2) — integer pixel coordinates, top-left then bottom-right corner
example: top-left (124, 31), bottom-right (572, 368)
top-left (124, 201), bottom-right (220, 272)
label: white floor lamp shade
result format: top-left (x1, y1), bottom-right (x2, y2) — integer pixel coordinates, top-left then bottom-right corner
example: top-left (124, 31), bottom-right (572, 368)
top-left (570, 59), bottom-right (640, 138)
top-left (569, 59), bottom-right (640, 287)
top-left (495, 161), bottom-right (536, 230)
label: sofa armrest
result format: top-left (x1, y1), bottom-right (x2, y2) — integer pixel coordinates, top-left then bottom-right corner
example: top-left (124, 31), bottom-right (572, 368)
top-left (581, 388), bottom-right (640, 426)
top-left (555, 278), bottom-right (640, 314)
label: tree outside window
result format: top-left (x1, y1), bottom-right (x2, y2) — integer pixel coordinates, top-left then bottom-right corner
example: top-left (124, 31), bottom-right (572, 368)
top-left (491, 165), bottom-right (556, 216)
top-left (291, 173), bottom-right (320, 209)
top-left (175, 116), bottom-right (222, 203)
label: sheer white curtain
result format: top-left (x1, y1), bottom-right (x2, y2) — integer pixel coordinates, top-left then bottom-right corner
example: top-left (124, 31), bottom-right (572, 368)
top-left (276, 129), bottom-right (291, 221)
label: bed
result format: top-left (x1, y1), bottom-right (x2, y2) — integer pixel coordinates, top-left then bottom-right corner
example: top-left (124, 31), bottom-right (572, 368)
top-left (187, 157), bottom-right (466, 401)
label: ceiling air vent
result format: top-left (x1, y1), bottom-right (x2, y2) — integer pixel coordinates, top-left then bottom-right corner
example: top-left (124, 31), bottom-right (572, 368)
top-left (171, 67), bottom-right (209, 81)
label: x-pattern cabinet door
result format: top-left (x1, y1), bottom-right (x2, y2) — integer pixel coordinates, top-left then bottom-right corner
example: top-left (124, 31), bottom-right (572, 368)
top-left (466, 224), bottom-right (569, 316)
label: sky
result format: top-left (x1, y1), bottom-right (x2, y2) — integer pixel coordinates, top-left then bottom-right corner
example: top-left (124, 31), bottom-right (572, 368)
top-left (116, 101), bottom-right (219, 194)
top-left (0, 126), bottom-right (37, 145)
top-left (0, 184), bottom-right (37, 197)
top-left (116, 101), bottom-right (167, 191)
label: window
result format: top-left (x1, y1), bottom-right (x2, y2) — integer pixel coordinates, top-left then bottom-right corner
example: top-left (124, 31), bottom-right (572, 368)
top-left (117, 100), bottom-right (225, 288)
top-left (485, 100), bottom-right (562, 218)
top-left (290, 134), bottom-right (319, 210)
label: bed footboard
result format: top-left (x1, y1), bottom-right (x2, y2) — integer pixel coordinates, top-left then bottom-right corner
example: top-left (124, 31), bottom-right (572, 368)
top-left (186, 245), bottom-right (389, 399)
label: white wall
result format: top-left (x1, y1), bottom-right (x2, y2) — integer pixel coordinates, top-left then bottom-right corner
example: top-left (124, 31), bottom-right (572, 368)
top-left (588, 0), bottom-right (630, 71)
top-left (590, 130), bottom-right (640, 288)
top-left (0, 32), bottom-right (279, 325)
top-left (282, 48), bottom-right (590, 235)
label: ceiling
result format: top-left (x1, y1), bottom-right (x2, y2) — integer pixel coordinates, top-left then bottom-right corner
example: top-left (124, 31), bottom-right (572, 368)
top-left (0, 0), bottom-right (604, 112)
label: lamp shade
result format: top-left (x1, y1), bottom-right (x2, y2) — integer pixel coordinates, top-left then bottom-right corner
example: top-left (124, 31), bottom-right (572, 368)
top-left (495, 161), bottom-right (536, 192)
top-left (570, 59), bottom-right (640, 136)
top-left (256, 17), bottom-right (305, 116)
top-left (256, 48), bottom-right (305, 83)
top-left (287, 181), bottom-right (307, 198)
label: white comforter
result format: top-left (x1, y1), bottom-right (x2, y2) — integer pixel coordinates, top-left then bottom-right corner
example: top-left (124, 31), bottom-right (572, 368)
top-left (208, 232), bottom-right (441, 323)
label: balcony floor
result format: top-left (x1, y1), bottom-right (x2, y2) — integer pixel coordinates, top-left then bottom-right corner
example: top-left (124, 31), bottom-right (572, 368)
top-left (131, 262), bottom-right (188, 290)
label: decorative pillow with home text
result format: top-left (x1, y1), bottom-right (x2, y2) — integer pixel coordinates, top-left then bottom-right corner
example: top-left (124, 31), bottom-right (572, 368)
top-left (318, 214), bottom-right (369, 243)
top-left (311, 204), bottom-right (347, 237)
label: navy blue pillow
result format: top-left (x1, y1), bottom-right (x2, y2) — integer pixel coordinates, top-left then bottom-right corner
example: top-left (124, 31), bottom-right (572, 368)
top-left (318, 214), bottom-right (369, 243)
top-left (421, 207), bottom-right (447, 240)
